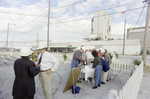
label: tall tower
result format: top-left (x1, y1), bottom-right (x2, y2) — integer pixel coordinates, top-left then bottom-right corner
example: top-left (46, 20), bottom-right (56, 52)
top-left (93, 10), bottom-right (111, 40)
top-left (83, 10), bottom-right (111, 41)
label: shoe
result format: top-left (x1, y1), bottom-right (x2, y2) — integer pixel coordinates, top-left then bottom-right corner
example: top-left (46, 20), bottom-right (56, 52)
top-left (77, 80), bottom-right (81, 83)
top-left (88, 77), bottom-right (92, 82)
top-left (92, 86), bottom-right (98, 89)
top-left (101, 82), bottom-right (105, 84)
top-left (106, 80), bottom-right (109, 81)
top-left (98, 85), bottom-right (101, 87)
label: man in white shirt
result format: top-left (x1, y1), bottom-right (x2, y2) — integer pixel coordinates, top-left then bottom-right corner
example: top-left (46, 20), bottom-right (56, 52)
top-left (86, 47), bottom-right (94, 65)
top-left (37, 43), bottom-right (60, 99)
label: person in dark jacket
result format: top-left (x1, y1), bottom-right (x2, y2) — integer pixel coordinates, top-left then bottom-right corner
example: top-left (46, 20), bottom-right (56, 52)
top-left (12, 47), bottom-right (40, 99)
top-left (91, 51), bottom-right (102, 89)
top-left (101, 58), bottom-right (110, 72)
top-left (103, 49), bottom-right (112, 81)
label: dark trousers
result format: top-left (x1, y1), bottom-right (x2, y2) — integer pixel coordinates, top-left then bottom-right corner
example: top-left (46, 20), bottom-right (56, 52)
top-left (13, 96), bottom-right (34, 99)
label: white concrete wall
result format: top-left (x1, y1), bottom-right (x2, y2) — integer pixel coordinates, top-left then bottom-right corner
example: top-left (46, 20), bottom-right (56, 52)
top-left (103, 44), bottom-right (141, 55)
top-left (127, 27), bottom-right (150, 51)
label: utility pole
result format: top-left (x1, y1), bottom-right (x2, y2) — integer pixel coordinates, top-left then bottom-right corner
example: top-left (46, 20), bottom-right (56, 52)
top-left (37, 31), bottom-right (38, 48)
top-left (123, 19), bottom-right (126, 55)
top-left (142, 0), bottom-right (150, 66)
top-left (6, 23), bottom-right (9, 51)
top-left (47, 0), bottom-right (50, 51)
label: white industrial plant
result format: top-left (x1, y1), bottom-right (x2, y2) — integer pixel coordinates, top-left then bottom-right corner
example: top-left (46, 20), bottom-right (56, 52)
top-left (127, 26), bottom-right (150, 51)
top-left (83, 10), bottom-right (111, 41)
top-left (1, 10), bottom-right (145, 55)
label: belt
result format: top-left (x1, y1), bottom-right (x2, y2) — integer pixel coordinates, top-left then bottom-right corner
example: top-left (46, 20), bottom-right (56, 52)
top-left (41, 68), bottom-right (51, 72)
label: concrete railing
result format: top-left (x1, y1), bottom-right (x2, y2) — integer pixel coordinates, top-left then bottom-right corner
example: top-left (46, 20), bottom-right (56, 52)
top-left (109, 61), bottom-right (143, 99)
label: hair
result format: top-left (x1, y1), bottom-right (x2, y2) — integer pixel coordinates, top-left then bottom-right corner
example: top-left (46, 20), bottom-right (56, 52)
top-left (105, 49), bottom-right (107, 53)
top-left (21, 55), bottom-right (30, 58)
top-left (91, 50), bottom-right (98, 57)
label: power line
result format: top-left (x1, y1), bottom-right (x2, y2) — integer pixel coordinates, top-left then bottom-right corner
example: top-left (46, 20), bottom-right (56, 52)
top-left (52, 13), bottom-right (90, 32)
top-left (0, 0), bottom-right (86, 16)
top-left (0, 0), bottom-right (86, 11)
top-left (11, 11), bottom-right (48, 30)
top-left (0, 0), bottom-right (143, 20)
top-left (127, 2), bottom-right (147, 36)
top-left (0, 11), bottom-right (48, 35)
top-left (0, 17), bottom-right (31, 21)
top-left (50, 0), bottom-right (86, 10)
top-left (51, 18), bottom-right (90, 33)
top-left (0, 0), bottom-right (88, 34)
top-left (2, 6), bottom-right (147, 38)
top-left (0, 1), bottom-right (48, 11)
top-left (50, 6), bottom-right (147, 24)
top-left (51, 0), bottom-right (143, 21)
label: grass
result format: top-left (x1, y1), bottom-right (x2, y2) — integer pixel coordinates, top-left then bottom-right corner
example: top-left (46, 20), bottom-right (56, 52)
top-left (144, 66), bottom-right (150, 73)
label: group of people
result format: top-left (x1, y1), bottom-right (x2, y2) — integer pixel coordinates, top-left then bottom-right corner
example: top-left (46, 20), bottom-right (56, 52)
top-left (12, 44), bottom-right (111, 99)
top-left (71, 46), bottom-right (112, 89)
top-left (12, 42), bottom-right (60, 99)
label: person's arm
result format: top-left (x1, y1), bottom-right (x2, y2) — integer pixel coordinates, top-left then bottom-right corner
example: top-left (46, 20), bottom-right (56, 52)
top-left (50, 54), bottom-right (60, 72)
top-left (104, 54), bottom-right (109, 63)
top-left (92, 58), bottom-right (98, 68)
top-left (75, 51), bottom-right (83, 61)
top-left (29, 62), bottom-right (40, 76)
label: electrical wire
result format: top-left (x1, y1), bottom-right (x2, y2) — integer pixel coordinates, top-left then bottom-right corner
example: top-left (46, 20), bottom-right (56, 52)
top-left (11, 11), bottom-right (48, 30)
top-left (7, 6), bottom-right (147, 38)
top-left (50, 0), bottom-right (144, 21)
top-left (0, 1), bottom-right (48, 11)
top-left (52, 13), bottom-right (90, 32)
top-left (0, 4), bottom-right (147, 39)
top-left (0, 0), bottom-right (143, 18)
top-left (0, 0), bottom-right (86, 16)
top-left (50, 6), bottom-right (148, 24)
top-left (127, 2), bottom-right (147, 36)
top-left (0, 17), bottom-right (31, 21)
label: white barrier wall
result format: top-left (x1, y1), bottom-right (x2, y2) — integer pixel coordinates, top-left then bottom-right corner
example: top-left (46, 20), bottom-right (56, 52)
top-left (103, 44), bottom-right (141, 55)
top-left (109, 61), bottom-right (143, 99)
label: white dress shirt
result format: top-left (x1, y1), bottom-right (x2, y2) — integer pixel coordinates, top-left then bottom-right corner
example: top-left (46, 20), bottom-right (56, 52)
top-left (86, 51), bottom-right (94, 65)
top-left (38, 51), bottom-right (60, 72)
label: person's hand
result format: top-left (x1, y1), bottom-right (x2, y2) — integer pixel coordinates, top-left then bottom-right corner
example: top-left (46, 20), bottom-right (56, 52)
top-left (46, 69), bottom-right (53, 74)
top-left (82, 58), bottom-right (86, 60)
top-left (37, 64), bottom-right (41, 67)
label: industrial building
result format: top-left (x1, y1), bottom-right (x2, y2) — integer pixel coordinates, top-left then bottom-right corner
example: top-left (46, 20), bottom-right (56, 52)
top-left (0, 10), bottom-right (144, 55)
top-left (127, 26), bottom-right (150, 51)
top-left (83, 10), bottom-right (111, 41)
top-left (32, 39), bottom-right (141, 55)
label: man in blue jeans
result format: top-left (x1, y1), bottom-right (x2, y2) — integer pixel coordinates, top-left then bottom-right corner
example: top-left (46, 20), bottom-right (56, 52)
top-left (71, 47), bottom-right (86, 69)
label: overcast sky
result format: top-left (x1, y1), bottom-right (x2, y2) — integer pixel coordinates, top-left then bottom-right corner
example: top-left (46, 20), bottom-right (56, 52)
top-left (0, 0), bottom-right (148, 43)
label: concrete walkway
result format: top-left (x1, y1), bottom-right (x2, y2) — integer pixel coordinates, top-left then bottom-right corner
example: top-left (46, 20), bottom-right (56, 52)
top-left (0, 57), bottom-right (130, 99)
top-left (0, 54), bottom-right (149, 99)
top-left (137, 72), bottom-right (150, 99)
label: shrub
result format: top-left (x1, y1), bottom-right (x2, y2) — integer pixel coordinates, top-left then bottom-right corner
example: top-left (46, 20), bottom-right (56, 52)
top-left (113, 51), bottom-right (118, 59)
top-left (108, 52), bottom-right (113, 59)
top-left (133, 59), bottom-right (141, 66)
top-left (63, 54), bottom-right (68, 61)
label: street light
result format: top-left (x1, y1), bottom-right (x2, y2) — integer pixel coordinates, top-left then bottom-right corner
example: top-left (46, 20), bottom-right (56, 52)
top-left (6, 23), bottom-right (16, 51)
